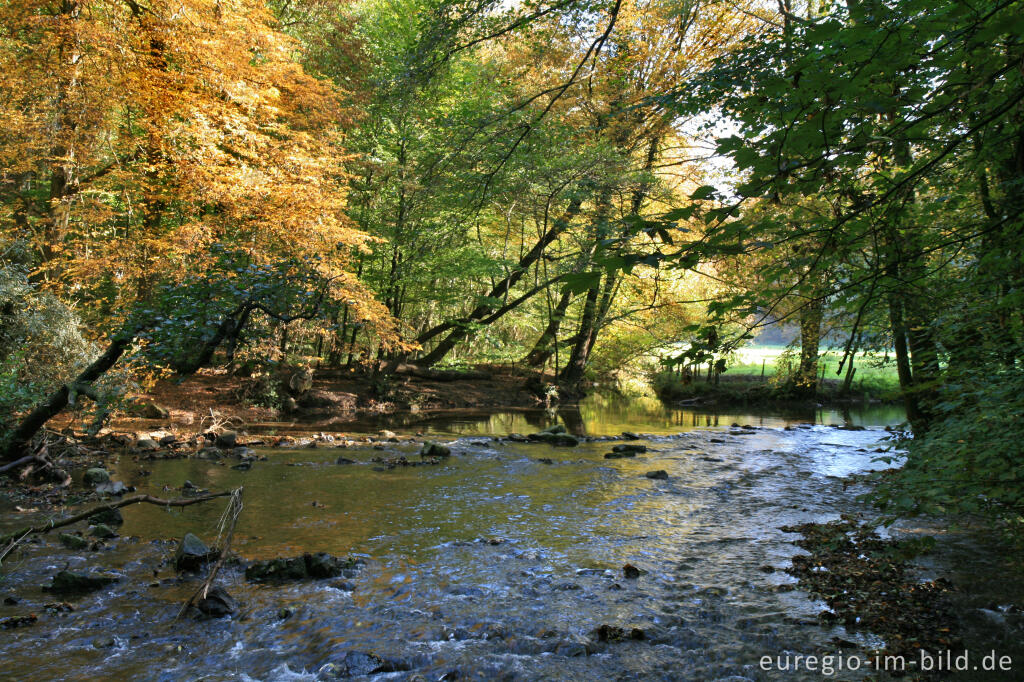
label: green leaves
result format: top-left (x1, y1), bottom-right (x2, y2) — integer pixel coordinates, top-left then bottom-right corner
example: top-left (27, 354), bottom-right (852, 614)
top-left (561, 271), bottom-right (602, 294)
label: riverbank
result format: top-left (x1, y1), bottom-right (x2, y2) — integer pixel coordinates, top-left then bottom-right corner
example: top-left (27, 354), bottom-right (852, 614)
top-left (123, 364), bottom-right (549, 428)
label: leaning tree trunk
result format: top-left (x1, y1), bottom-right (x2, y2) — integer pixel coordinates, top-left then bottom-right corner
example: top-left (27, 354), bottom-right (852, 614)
top-left (1, 326), bottom-right (140, 462)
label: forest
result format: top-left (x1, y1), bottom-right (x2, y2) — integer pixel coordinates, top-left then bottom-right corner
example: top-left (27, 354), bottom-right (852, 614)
top-left (1, 0), bottom-right (1023, 677)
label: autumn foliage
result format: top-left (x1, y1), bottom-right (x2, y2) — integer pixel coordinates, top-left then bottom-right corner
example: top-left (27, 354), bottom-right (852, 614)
top-left (0, 0), bottom-right (389, 331)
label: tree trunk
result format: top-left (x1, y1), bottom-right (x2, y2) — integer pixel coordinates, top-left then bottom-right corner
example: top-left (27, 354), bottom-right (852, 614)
top-left (525, 288), bottom-right (573, 368)
top-left (794, 297), bottom-right (823, 397)
top-left (36, 0), bottom-right (84, 283)
top-left (2, 326), bottom-right (139, 461)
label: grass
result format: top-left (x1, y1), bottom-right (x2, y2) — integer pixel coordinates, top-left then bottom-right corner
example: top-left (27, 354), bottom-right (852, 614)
top-left (728, 345), bottom-right (901, 394)
top-left (654, 345), bottom-right (903, 404)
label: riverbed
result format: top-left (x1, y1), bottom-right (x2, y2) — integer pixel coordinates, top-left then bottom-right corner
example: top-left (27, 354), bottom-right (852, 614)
top-left (1, 402), bottom-right (1020, 680)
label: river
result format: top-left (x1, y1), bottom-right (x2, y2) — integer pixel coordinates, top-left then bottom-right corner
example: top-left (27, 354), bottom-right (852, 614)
top-left (0, 399), bottom-right (1020, 680)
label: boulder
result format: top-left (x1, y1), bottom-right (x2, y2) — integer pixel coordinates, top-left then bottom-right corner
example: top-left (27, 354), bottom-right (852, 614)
top-left (621, 432), bottom-right (641, 440)
top-left (645, 470), bottom-right (669, 480)
top-left (214, 431), bottom-right (237, 448)
top-left (174, 533), bottom-right (213, 572)
top-left (603, 451), bottom-right (636, 459)
top-left (196, 586), bottom-right (237, 618)
top-left (135, 438), bottom-right (160, 451)
top-left (612, 444), bottom-right (647, 454)
top-left (420, 442), bottom-right (451, 458)
top-left (43, 570), bottom-right (118, 594)
top-left (83, 468), bottom-right (110, 486)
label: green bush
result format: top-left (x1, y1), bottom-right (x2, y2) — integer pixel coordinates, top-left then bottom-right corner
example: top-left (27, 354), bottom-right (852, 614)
top-left (871, 365), bottom-right (1024, 542)
top-left (1, 258), bottom-right (97, 444)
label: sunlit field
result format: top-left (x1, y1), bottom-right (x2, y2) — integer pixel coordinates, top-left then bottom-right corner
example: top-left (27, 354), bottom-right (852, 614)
top-left (729, 345), bottom-right (901, 394)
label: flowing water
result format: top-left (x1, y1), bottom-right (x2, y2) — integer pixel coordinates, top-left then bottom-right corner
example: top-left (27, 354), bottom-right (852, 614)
top-left (1, 400), bottom-right (1020, 681)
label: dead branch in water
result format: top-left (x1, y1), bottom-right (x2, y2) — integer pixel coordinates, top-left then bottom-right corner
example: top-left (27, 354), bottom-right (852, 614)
top-left (0, 491), bottom-right (233, 546)
top-left (178, 487), bottom-right (244, 618)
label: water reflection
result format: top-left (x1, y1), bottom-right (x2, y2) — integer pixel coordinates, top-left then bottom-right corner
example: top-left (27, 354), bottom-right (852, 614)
top-left (246, 394), bottom-right (906, 438)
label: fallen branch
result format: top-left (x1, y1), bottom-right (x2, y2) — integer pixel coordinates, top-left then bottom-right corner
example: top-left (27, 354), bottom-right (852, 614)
top-left (0, 455), bottom-right (43, 475)
top-left (0, 491), bottom-right (233, 546)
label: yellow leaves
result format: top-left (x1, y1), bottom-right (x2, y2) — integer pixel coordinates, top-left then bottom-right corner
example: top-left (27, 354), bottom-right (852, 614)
top-left (0, 0), bottom-right (399, 348)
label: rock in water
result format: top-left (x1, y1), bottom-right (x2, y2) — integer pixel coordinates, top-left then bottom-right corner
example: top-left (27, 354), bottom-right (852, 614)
top-left (89, 524), bottom-right (117, 539)
top-left (196, 586), bottom-right (237, 618)
top-left (420, 442), bottom-right (451, 458)
top-left (320, 651), bottom-right (409, 677)
top-left (245, 553), bottom-right (361, 583)
top-left (88, 507), bottom-right (124, 527)
top-left (174, 533), bottom-right (212, 572)
top-left (527, 430), bottom-right (580, 447)
top-left (83, 468), bottom-right (111, 486)
top-left (95, 481), bottom-right (129, 496)
top-left (612, 443), bottom-right (647, 454)
top-left (623, 564), bottom-right (641, 579)
top-left (645, 470), bottom-right (669, 480)
top-left (43, 571), bottom-right (118, 594)
top-left (59, 533), bottom-right (89, 550)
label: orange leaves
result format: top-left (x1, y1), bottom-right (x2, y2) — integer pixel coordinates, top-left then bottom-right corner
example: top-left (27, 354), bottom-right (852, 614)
top-left (0, 0), bottom-right (397, 345)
